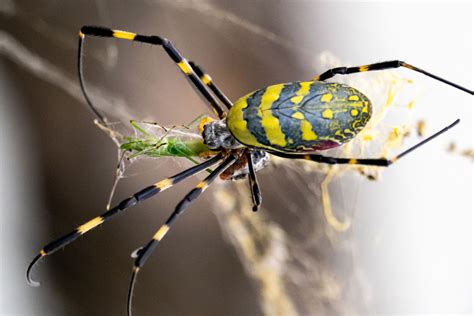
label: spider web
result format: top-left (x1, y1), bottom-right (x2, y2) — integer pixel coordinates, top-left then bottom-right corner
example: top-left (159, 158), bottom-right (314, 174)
top-left (3, 1), bottom-right (465, 315)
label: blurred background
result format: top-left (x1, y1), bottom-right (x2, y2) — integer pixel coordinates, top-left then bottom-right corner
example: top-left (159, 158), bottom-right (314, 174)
top-left (1, 1), bottom-right (472, 315)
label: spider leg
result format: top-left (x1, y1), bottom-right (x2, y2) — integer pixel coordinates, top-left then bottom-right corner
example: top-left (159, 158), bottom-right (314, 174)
top-left (126, 154), bottom-right (237, 316)
top-left (270, 119), bottom-right (460, 166)
top-left (78, 26), bottom-right (227, 122)
top-left (246, 150), bottom-right (262, 212)
top-left (26, 153), bottom-right (225, 287)
top-left (314, 60), bottom-right (473, 95)
top-left (188, 61), bottom-right (233, 109)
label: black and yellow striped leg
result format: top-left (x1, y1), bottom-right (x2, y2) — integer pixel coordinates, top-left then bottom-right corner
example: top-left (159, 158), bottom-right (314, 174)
top-left (78, 34), bottom-right (107, 125)
top-left (314, 60), bottom-right (473, 95)
top-left (26, 153), bottom-right (224, 287)
top-left (78, 26), bottom-right (227, 120)
top-left (127, 154), bottom-right (237, 316)
top-left (271, 119), bottom-right (460, 167)
top-left (246, 151), bottom-right (262, 212)
top-left (188, 61), bottom-right (233, 109)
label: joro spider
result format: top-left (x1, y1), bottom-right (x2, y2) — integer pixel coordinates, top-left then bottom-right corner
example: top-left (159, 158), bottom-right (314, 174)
top-left (27, 26), bottom-right (473, 315)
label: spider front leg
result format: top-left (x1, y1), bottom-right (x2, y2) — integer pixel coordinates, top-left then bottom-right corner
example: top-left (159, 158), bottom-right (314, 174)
top-left (314, 60), bottom-right (473, 95)
top-left (78, 26), bottom-right (228, 122)
top-left (189, 61), bottom-right (233, 110)
top-left (26, 153), bottom-right (225, 287)
top-left (127, 154), bottom-right (237, 316)
top-left (270, 119), bottom-right (460, 167)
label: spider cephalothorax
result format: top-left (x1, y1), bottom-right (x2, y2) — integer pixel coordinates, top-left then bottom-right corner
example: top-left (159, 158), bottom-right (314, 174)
top-left (202, 119), bottom-right (242, 150)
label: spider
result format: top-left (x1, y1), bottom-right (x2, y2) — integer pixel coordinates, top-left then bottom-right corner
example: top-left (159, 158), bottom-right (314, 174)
top-left (27, 26), bottom-right (473, 315)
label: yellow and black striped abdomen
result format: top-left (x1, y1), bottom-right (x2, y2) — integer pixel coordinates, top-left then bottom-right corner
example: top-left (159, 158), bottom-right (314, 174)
top-left (226, 81), bottom-right (372, 152)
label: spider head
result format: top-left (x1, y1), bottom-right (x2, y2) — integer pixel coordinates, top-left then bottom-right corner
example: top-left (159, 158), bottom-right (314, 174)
top-left (202, 119), bottom-right (243, 150)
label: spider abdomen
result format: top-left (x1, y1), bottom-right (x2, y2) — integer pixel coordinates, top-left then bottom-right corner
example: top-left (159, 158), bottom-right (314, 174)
top-left (227, 81), bottom-right (372, 152)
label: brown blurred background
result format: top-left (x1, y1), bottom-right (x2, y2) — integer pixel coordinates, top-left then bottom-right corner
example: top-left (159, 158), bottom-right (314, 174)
top-left (1, 1), bottom-right (472, 315)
